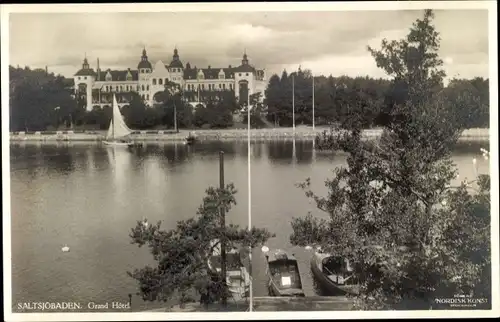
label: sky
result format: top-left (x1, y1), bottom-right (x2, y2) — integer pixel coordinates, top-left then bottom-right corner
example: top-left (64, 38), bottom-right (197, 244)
top-left (8, 9), bottom-right (490, 81)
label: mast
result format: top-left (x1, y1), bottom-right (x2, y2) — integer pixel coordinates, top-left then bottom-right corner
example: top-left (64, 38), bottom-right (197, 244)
top-left (247, 88), bottom-right (253, 312)
top-left (112, 94), bottom-right (115, 139)
top-left (292, 74), bottom-right (295, 133)
top-left (312, 75), bottom-right (315, 131)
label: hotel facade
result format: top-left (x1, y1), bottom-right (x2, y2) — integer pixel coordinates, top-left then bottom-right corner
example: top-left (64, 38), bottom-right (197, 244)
top-left (73, 48), bottom-right (267, 111)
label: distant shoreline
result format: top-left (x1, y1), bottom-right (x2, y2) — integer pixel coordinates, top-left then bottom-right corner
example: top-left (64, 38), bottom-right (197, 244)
top-left (9, 127), bottom-right (490, 143)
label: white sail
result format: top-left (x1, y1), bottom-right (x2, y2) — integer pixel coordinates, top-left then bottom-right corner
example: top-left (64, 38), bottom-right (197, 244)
top-left (107, 119), bottom-right (114, 138)
top-left (107, 94), bottom-right (132, 139)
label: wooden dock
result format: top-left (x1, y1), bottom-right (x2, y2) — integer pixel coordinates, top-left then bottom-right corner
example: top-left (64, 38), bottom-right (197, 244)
top-left (146, 296), bottom-right (356, 312)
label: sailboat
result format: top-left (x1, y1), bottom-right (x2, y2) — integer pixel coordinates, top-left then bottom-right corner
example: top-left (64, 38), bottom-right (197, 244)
top-left (103, 94), bottom-right (134, 147)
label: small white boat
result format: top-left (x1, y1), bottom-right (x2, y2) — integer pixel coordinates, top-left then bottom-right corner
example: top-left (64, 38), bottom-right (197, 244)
top-left (61, 245), bottom-right (70, 252)
top-left (103, 95), bottom-right (134, 147)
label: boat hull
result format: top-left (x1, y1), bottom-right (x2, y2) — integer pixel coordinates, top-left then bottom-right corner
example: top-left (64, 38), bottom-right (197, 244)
top-left (185, 135), bottom-right (197, 145)
top-left (103, 140), bottom-right (134, 147)
top-left (268, 281), bottom-right (305, 297)
top-left (264, 250), bottom-right (305, 297)
top-left (207, 240), bottom-right (250, 301)
top-left (310, 256), bottom-right (359, 296)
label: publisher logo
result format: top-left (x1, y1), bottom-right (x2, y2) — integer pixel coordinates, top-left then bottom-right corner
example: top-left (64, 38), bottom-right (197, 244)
top-left (434, 294), bottom-right (489, 309)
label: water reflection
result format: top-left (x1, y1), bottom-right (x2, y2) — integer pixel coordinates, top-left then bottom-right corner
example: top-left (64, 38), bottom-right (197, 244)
top-left (105, 146), bottom-right (132, 199)
top-left (265, 140), bottom-right (321, 165)
top-left (9, 140), bottom-right (490, 309)
top-left (312, 139), bottom-right (317, 163)
top-left (10, 143), bottom-right (79, 178)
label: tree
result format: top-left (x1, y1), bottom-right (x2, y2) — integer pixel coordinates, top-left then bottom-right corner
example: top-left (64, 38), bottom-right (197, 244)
top-left (290, 10), bottom-right (490, 310)
top-left (122, 93), bottom-right (152, 129)
top-left (242, 92), bottom-right (267, 128)
top-left (128, 183), bottom-right (275, 308)
top-left (442, 78), bottom-right (489, 128)
top-left (264, 74), bottom-right (282, 125)
top-left (84, 105), bottom-right (112, 130)
top-left (192, 96), bottom-right (233, 129)
top-left (9, 66), bottom-right (77, 131)
top-left (263, 69), bottom-right (391, 128)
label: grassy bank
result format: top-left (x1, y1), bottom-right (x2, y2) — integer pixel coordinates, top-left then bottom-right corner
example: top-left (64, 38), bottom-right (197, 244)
top-left (9, 127), bottom-right (489, 143)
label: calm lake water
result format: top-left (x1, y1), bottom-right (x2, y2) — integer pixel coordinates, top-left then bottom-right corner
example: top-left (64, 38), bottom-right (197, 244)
top-left (9, 140), bottom-right (490, 311)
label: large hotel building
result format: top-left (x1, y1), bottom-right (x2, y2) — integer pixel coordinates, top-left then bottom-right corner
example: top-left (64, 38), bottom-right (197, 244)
top-left (73, 48), bottom-right (267, 111)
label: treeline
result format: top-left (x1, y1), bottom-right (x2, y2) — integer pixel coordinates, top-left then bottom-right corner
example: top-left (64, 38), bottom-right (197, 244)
top-left (9, 65), bottom-right (489, 132)
top-left (9, 66), bottom-right (83, 132)
top-left (8, 66), bottom-right (240, 131)
top-left (265, 68), bottom-right (490, 128)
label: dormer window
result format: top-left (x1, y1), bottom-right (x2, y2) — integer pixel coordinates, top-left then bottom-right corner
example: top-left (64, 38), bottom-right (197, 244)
top-left (105, 73), bottom-right (112, 81)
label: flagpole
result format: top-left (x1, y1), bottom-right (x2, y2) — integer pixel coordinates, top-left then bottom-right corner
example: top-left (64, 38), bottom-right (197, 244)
top-left (247, 89), bottom-right (253, 312)
top-left (292, 74), bottom-right (295, 134)
top-left (312, 75), bottom-right (315, 131)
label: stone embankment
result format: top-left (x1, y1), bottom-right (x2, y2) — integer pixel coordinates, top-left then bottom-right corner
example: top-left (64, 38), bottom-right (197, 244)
top-left (9, 127), bottom-right (489, 143)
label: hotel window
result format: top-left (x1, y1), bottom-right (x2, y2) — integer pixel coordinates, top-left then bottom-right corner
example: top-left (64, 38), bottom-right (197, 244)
top-left (165, 78), bottom-right (168, 84)
top-left (147, 85), bottom-right (150, 90)
top-left (239, 73), bottom-right (242, 77)
top-left (146, 94), bottom-right (149, 100)
top-left (159, 79), bottom-right (163, 85)
top-left (222, 84), bottom-right (226, 89)
top-left (78, 77), bottom-right (81, 80)
top-left (142, 85), bottom-right (145, 91)
top-left (153, 79), bottom-right (157, 85)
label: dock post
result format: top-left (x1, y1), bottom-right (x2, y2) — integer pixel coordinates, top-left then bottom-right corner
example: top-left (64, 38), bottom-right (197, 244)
top-left (219, 151), bottom-right (227, 306)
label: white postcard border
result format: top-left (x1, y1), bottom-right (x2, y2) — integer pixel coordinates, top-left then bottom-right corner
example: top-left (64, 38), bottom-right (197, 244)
top-left (2, 1), bottom-right (498, 321)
